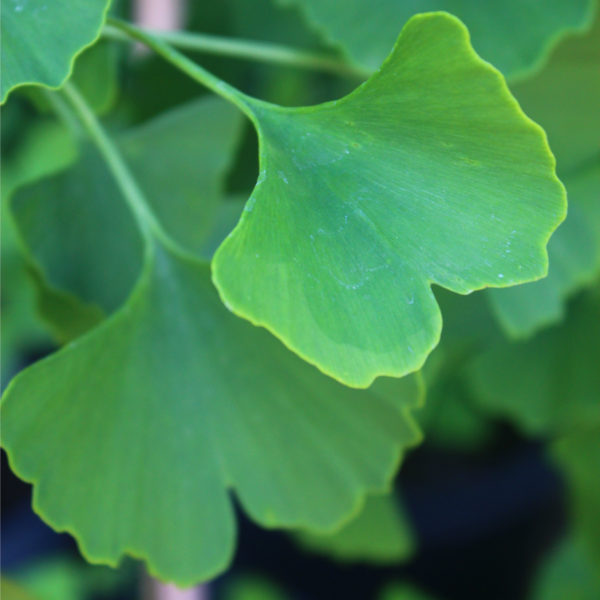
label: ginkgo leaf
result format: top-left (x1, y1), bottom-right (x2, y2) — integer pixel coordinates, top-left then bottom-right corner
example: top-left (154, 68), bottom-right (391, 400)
top-left (212, 12), bottom-right (565, 387)
top-left (279, 0), bottom-right (594, 77)
top-left (2, 92), bottom-right (424, 584)
top-left (2, 241), bottom-right (423, 585)
top-left (0, 0), bottom-right (110, 103)
top-left (467, 293), bottom-right (600, 436)
top-left (487, 10), bottom-right (600, 337)
top-left (295, 492), bottom-right (415, 564)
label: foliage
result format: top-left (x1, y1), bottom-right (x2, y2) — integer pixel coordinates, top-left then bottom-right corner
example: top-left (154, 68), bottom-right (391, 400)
top-left (280, 0), bottom-right (594, 77)
top-left (295, 493), bottom-right (415, 564)
top-left (1, 0), bottom-right (598, 593)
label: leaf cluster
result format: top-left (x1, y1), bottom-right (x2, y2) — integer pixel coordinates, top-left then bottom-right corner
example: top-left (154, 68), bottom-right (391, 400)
top-left (1, 0), bottom-right (598, 595)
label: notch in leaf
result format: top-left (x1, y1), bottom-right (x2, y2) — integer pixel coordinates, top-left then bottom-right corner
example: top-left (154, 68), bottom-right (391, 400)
top-left (1, 0), bottom-right (110, 103)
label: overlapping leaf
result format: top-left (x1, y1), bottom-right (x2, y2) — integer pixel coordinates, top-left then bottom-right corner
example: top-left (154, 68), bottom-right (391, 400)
top-left (213, 12), bottom-right (565, 387)
top-left (296, 492), bottom-right (415, 564)
top-left (487, 9), bottom-right (600, 336)
top-left (279, 0), bottom-right (593, 77)
top-left (468, 293), bottom-right (600, 436)
top-left (2, 97), bottom-right (424, 584)
top-left (1, 0), bottom-right (110, 102)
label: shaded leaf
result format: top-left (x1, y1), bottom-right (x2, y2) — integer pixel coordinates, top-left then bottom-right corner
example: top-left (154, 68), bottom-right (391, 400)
top-left (1, 119), bottom-right (78, 382)
top-left (280, 0), bottom-right (593, 77)
top-left (13, 555), bottom-right (131, 600)
top-left (419, 363), bottom-right (494, 451)
top-left (68, 40), bottom-right (120, 115)
top-left (467, 293), bottom-right (600, 435)
top-left (12, 97), bottom-right (244, 333)
top-left (416, 289), bottom-right (500, 451)
top-left (296, 493), bottom-right (415, 564)
top-left (213, 12), bottom-right (565, 387)
top-left (1, 0), bottom-right (110, 102)
top-left (487, 10), bottom-right (600, 336)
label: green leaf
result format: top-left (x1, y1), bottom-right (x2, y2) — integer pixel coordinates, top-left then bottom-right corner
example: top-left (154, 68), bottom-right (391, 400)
top-left (419, 363), bottom-right (494, 451)
top-left (0, 0), bottom-right (110, 103)
top-left (415, 289), bottom-right (500, 451)
top-left (70, 41), bottom-right (119, 115)
top-left (2, 93), bottom-right (423, 584)
top-left (487, 10), bottom-right (600, 336)
top-left (1, 118), bottom-right (79, 381)
top-left (12, 145), bottom-right (144, 315)
top-left (13, 555), bottom-right (131, 600)
top-left (212, 12), bottom-right (565, 387)
top-left (552, 432), bottom-right (600, 567)
top-left (281, 0), bottom-right (594, 77)
top-left (531, 537), bottom-right (600, 600)
top-left (467, 293), bottom-right (600, 436)
top-left (2, 119), bottom-right (78, 201)
top-left (295, 492), bottom-right (415, 564)
top-left (0, 579), bottom-right (38, 600)
top-left (2, 242), bottom-right (423, 584)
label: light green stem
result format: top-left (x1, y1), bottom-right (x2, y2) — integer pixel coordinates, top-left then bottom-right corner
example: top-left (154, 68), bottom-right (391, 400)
top-left (106, 17), bottom-right (257, 119)
top-left (102, 22), bottom-right (368, 79)
top-left (61, 82), bottom-right (160, 241)
top-left (41, 88), bottom-right (85, 140)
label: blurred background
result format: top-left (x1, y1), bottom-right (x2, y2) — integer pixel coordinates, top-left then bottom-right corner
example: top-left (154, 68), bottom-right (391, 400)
top-left (2, 1), bottom-right (599, 599)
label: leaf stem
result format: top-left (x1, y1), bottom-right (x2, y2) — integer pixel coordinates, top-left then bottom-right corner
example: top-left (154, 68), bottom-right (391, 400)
top-left (102, 21), bottom-right (368, 79)
top-left (61, 82), bottom-right (160, 241)
top-left (106, 17), bottom-right (257, 119)
top-left (40, 88), bottom-right (86, 140)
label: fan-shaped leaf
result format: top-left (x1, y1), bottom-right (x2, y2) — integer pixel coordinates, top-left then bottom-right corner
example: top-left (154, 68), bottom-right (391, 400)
top-left (212, 12), bottom-right (565, 387)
